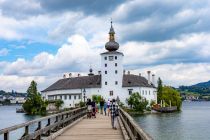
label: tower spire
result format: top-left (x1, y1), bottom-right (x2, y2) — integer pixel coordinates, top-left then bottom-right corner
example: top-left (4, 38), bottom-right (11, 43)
top-left (105, 20), bottom-right (119, 51)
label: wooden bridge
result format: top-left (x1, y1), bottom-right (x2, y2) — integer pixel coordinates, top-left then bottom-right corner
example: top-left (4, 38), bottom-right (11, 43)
top-left (0, 107), bottom-right (153, 140)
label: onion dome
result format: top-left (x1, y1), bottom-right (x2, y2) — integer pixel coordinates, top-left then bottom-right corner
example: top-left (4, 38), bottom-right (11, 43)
top-left (88, 67), bottom-right (94, 76)
top-left (105, 21), bottom-right (119, 51)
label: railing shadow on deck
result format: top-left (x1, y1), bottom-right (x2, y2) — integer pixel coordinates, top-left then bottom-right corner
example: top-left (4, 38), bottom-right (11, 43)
top-left (118, 107), bottom-right (153, 140)
top-left (0, 107), bottom-right (86, 140)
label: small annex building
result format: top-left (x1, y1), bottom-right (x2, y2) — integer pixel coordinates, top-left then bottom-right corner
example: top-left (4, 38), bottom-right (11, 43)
top-left (42, 22), bottom-right (157, 108)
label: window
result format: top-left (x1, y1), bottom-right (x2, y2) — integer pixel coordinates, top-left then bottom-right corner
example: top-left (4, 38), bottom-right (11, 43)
top-left (55, 96), bottom-right (57, 100)
top-left (128, 89), bottom-right (133, 95)
top-left (64, 95), bottom-right (67, 100)
top-left (74, 95), bottom-right (76, 100)
top-left (60, 95), bottom-right (62, 99)
top-left (149, 91), bottom-right (150, 95)
top-left (69, 95), bottom-right (71, 100)
top-left (79, 95), bottom-right (81, 99)
top-left (105, 81), bottom-right (107, 85)
top-left (109, 56), bottom-right (114, 61)
top-left (110, 91), bottom-right (113, 96)
top-left (145, 90), bottom-right (147, 95)
top-left (115, 56), bottom-right (117, 60)
top-left (142, 90), bottom-right (144, 95)
top-left (115, 81), bottom-right (118, 85)
top-left (104, 56), bottom-right (107, 60)
top-left (115, 70), bottom-right (118, 74)
top-left (115, 63), bottom-right (117, 67)
top-left (105, 71), bottom-right (107, 74)
top-left (105, 63), bottom-right (107, 67)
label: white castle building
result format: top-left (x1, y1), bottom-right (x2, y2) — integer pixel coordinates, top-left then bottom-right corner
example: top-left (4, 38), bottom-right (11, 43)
top-left (42, 22), bottom-right (157, 108)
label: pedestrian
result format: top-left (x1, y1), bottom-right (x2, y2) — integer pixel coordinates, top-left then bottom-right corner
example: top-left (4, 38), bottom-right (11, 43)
top-left (107, 99), bottom-right (110, 116)
top-left (110, 99), bottom-right (119, 129)
top-left (104, 101), bottom-right (107, 116)
top-left (100, 98), bottom-right (104, 114)
top-left (92, 100), bottom-right (96, 118)
top-left (86, 99), bottom-right (92, 119)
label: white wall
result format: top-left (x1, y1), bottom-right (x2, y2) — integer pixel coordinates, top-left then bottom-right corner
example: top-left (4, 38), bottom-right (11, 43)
top-left (42, 88), bottom-right (101, 108)
top-left (100, 52), bottom-right (124, 101)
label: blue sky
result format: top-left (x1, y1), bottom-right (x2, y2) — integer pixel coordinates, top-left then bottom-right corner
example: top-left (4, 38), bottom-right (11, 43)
top-left (0, 0), bottom-right (210, 92)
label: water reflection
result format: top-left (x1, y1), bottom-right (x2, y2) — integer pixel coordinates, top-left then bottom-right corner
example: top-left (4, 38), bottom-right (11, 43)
top-left (133, 102), bottom-right (210, 140)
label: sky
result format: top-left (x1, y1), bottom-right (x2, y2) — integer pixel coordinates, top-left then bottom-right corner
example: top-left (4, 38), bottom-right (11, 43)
top-left (0, 0), bottom-right (210, 92)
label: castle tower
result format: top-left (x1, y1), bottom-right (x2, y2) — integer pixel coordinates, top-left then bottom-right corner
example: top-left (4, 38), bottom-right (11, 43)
top-left (100, 21), bottom-right (124, 100)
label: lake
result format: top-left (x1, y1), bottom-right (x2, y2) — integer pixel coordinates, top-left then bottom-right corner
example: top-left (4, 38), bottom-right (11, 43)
top-left (0, 105), bottom-right (41, 140)
top-left (0, 102), bottom-right (210, 140)
top-left (133, 101), bottom-right (210, 140)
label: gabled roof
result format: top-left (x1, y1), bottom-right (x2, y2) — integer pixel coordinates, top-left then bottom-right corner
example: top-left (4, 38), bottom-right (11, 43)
top-left (42, 74), bottom-right (155, 92)
top-left (122, 74), bottom-right (155, 88)
top-left (42, 75), bottom-right (101, 92)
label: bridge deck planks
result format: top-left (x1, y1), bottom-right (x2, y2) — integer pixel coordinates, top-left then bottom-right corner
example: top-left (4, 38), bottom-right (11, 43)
top-left (55, 114), bottom-right (123, 140)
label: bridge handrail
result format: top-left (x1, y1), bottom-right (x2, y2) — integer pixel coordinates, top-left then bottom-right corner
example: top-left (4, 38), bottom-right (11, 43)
top-left (119, 107), bottom-right (153, 140)
top-left (0, 107), bottom-right (87, 140)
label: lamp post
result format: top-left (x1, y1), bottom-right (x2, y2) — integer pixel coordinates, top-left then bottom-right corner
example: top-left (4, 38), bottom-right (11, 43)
top-left (83, 88), bottom-right (86, 102)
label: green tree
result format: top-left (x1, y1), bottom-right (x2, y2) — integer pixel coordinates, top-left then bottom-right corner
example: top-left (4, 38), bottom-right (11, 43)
top-left (23, 80), bottom-right (48, 115)
top-left (54, 99), bottom-right (64, 110)
top-left (126, 92), bottom-right (148, 112)
top-left (92, 95), bottom-right (102, 104)
top-left (162, 86), bottom-right (182, 111)
top-left (157, 77), bottom-right (163, 103)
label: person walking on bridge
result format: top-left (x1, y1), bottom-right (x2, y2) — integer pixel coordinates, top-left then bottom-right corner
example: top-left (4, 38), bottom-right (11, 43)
top-left (110, 99), bottom-right (119, 129)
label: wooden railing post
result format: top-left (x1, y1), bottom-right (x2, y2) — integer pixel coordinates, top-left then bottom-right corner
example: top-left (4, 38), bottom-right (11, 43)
top-left (4, 132), bottom-right (9, 140)
top-left (35, 121), bottom-right (41, 140)
top-left (47, 118), bottom-right (51, 136)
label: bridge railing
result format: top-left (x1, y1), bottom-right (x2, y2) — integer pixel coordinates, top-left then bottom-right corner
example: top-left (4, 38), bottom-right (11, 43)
top-left (0, 107), bottom-right (86, 140)
top-left (118, 107), bottom-right (153, 140)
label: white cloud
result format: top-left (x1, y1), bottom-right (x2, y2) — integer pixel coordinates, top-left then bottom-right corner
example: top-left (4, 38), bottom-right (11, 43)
top-left (132, 63), bottom-right (210, 87)
top-left (0, 48), bottom-right (9, 56)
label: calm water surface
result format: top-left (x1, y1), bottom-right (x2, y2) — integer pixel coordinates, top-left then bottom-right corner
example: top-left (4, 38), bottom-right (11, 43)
top-left (0, 105), bottom-right (41, 140)
top-left (133, 101), bottom-right (210, 140)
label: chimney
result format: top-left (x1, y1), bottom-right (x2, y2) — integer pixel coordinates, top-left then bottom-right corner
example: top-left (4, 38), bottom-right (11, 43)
top-left (69, 73), bottom-right (72, 78)
top-left (78, 73), bottom-right (80, 77)
top-left (98, 71), bottom-right (101, 75)
top-left (63, 74), bottom-right (66, 79)
top-left (139, 73), bottom-right (141, 76)
top-left (152, 74), bottom-right (155, 85)
top-left (128, 71), bottom-right (130, 75)
top-left (147, 71), bottom-right (151, 84)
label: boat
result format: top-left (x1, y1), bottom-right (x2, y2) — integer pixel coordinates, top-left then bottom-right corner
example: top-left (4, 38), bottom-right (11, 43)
top-left (152, 104), bottom-right (177, 113)
top-left (16, 108), bottom-right (25, 113)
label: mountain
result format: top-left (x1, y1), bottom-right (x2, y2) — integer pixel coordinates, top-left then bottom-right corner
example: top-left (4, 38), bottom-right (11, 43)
top-left (193, 80), bottom-right (210, 88)
top-left (179, 80), bottom-right (210, 95)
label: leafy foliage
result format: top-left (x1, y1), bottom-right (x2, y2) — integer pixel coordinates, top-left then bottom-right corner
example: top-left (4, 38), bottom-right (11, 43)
top-left (157, 77), bottom-right (163, 103)
top-left (54, 99), bottom-right (64, 110)
top-left (92, 95), bottom-right (102, 104)
top-left (23, 80), bottom-right (48, 115)
top-left (79, 101), bottom-right (86, 107)
top-left (161, 86), bottom-right (182, 111)
top-left (126, 92), bottom-right (148, 112)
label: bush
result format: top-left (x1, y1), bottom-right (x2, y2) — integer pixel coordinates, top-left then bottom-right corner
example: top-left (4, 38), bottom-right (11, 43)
top-left (79, 101), bottom-right (86, 107)
top-left (126, 92), bottom-right (148, 112)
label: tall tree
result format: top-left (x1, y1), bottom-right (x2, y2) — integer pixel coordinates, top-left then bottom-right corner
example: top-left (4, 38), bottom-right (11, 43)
top-left (157, 77), bottom-right (163, 103)
top-left (23, 80), bottom-right (48, 115)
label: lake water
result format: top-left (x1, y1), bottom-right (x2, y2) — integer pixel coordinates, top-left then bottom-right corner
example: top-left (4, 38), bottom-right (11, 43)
top-left (133, 101), bottom-right (210, 140)
top-left (0, 105), bottom-right (41, 140)
top-left (0, 102), bottom-right (210, 140)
